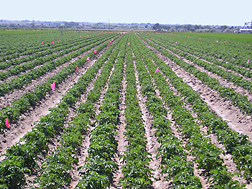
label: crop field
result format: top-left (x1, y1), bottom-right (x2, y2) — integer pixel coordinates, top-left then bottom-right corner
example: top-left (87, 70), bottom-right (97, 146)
top-left (0, 30), bottom-right (252, 188)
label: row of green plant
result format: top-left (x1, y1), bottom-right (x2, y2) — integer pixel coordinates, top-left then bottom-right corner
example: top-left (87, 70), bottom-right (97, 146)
top-left (118, 39), bottom-right (153, 188)
top-left (0, 32), bottom-right (62, 59)
top-left (0, 33), bottom-right (115, 79)
top-left (172, 37), bottom-right (252, 79)
top-left (0, 36), bottom-right (121, 188)
top-left (138, 34), bottom-right (252, 184)
top-left (133, 33), bottom-right (245, 188)
top-left (0, 33), bottom-right (88, 68)
top-left (142, 33), bottom-right (251, 68)
top-left (140, 35), bottom-right (252, 117)
top-left (0, 35), bottom-right (117, 130)
top-left (0, 34), bottom-right (117, 94)
top-left (131, 36), bottom-right (203, 188)
top-left (76, 36), bottom-right (127, 188)
top-left (142, 34), bottom-right (252, 92)
top-left (0, 32), bottom-right (107, 62)
top-left (149, 34), bottom-right (252, 78)
top-left (33, 36), bottom-right (123, 189)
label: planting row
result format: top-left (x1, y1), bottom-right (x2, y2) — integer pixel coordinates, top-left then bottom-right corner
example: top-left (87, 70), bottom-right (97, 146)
top-left (149, 34), bottom-right (252, 79)
top-left (140, 35), bottom-right (252, 118)
top-left (0, 34), bottom-right (118, 129)
top-left (76, 35), bottom-right (127, 188)
top-left (0, 34), bottom-right (124, 188)
top-left (0, 33), bottom-right (113, 78)
top-left (137, 34), bottom-right (252, 185)
top-left (34, 35), bottom-right (125, 189)
top-left (0, 31), bottom-right (100, 62)
top-left (145, 33), bottom-right (251, 67)
top-left (118, 39), bottom-right (153, 188)
top-left (0, 33), bottom-right (117, 94)
top-left (141, 34), bottom-right (252, 92)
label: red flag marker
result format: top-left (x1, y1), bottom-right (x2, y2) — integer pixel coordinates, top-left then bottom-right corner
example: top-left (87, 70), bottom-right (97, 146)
top-left (51, 82), bottom-right (55, 89)
top-left (76, 66), bottom-right (79, 71)
top-left (86, 57), bottom-right (90, 61)
top-left (41, 42), bottom-right (43, 45)
top-left (155, 67), bottom-right (159, 73)
top-left (52, 41), bottom-right (54, 44)
top-left (216, 40), bottom-right (218, 43)
top-left (94, 50), bottom-right (97, 54)
top-left (175, 41), bottom-right (177, 44)
top-left (5, 117), bottom-right (9, 128)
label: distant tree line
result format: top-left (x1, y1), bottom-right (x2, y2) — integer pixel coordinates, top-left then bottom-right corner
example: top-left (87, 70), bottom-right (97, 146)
top-left (152, 23), bottom-right (241, 33)
top-left (0, 20), bottom-right (243, 33)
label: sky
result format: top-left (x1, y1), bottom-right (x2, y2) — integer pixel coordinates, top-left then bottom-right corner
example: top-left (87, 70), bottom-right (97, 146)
top-left (1, 0), bottom-right (251, 26)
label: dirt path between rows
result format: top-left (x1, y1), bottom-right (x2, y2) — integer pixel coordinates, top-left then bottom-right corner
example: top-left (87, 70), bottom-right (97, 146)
top-left (111, 57), bottom-right (128, 189)
top-left (133, 53), bottom-right (170, 189)
top-left (0, 46), bottom-right (108, 157)
top-left (140, 37), bottom-right (252, 143)
top-left (168, 44), bottom-right (252, 83)
top-left (143, 58), bottom-right (210, 188)
top-left (152, 37), bottom-right (252, 73)
top-left (0, 47), bottom-right (78, 84)
top-left (148, 56), bottom-right (248, 187)
top-left (148, 39), bottom-right (252, 103)
top-left (0, 41), bottom-right (106, 108)
top-left (70, 61), bottom-right (116, 189)
top-left (23, 48), bottom-right (114, 189)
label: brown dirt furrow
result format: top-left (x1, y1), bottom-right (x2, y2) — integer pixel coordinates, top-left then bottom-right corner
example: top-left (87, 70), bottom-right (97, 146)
top-left (145, 38), bottom-right (252, 101)
top-left (133, 56), bottom-right (170, 189)
top-left (141, 38), bottom-right (252, 143)
top-left (144, 58), bottom-right (209, 188)
top-left (0, 48), bottom-right (78, 84)
top-left (111, 58), bottom-right (128, 189)
top-left (167, 112), bottom-right (210, 189)
top-left (23, 107), bottom-right (76, 188)
top-left (151, 38), bottom-right (252, 73)
top-left (0, 46), bottom-right (66, 72)
top-left (0, 42), bottom-right (105, 108)
top-left (148, 56), bottom-right (244, 187)
top-left (70, 60), bottom-right (114, 189)
top-left (159, 47), bottom-right (252, 102)
top-left (0, 47), bottom-right (107, 157)
top-left (168, 45), bottom-right (252, 83)
top-left (24, 54), bottom-right (116, 188)
top-left (0, 48), bottom-right (64, 74)
top-left (70, 63), bottom-right (116, 189)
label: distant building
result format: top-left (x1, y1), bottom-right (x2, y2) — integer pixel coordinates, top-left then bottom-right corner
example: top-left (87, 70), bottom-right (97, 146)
top-left (239, 21), bottom-right (252, 33)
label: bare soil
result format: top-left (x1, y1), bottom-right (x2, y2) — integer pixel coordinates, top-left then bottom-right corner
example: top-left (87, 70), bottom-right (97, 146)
top-left (133, 55), bottom-right (170, 189)
top-left (141, 37), bottom-right (252, 143)
top-left (0, 46), bottom-right (107, 158)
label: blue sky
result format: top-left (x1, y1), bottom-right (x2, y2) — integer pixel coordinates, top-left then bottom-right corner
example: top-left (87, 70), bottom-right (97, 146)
top-left (1, 0), bottom-right (251, 26)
